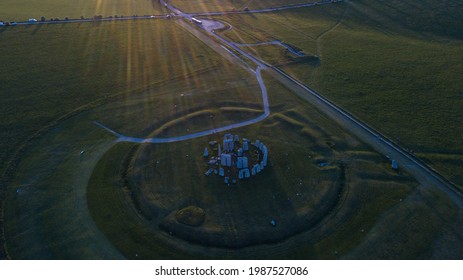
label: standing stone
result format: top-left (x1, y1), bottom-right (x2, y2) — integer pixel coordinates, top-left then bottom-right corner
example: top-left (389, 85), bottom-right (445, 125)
top-left (243, 141), bottom-right (249, 151)
top-left (237, 157), bottom-right (243, 169)
top-left (263, 153), bottom-right (268, 166)
top-left (251, 166), bottom-right (256, 176)
top-left (239, 169), bottom-right (244, 179)
top-left (242, 157), bottom-right (248, 168)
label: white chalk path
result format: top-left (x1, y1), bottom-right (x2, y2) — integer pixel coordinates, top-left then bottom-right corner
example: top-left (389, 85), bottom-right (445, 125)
top-left (94, 66), bottom-right (270, 143)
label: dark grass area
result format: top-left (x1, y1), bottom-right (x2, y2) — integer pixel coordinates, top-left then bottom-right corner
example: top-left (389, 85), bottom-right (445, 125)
top-left (87, 142), bottom-right (198, 259)
top-left (214, 0), bottom-right (463, 188)
top-left (0, 19), bottom-right (255, 259)
top-left (85, 72), bottom-right (432, 259)
top-left (0, 19), bottom-right (225, 180)
top-left (3, 0), bottom-right (463, 259)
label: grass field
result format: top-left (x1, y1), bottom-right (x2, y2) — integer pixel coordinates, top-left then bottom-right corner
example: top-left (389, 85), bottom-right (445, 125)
top-left (170, 0), bottom-right (317, 13)
top-left (0, 19), bottom-right (260, 258)
top-left (215, 0), bottom-right (463, 188)
top-left (84, 72), bottom-right (463, 259)
top-left (0, 19), bottom-right (258, 178)
top-left (0, 0), bottom-right (164, 22)
top-left (2, 0), bottom-right (463, 260)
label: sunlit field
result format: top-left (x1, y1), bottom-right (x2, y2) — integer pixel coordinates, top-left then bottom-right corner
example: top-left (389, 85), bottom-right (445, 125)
top-left (83, 73), bottom-right (463, 259)
top-left (0, 19), bottom-right (261, 258)
top-left (0, 0), bottom-right (163, 22)
top-left (215, 0), bottom-right (463, 188)
top-left (0, 19), bottom-right (242, 178)
top-left (2, 0), bottom-right (463, 260)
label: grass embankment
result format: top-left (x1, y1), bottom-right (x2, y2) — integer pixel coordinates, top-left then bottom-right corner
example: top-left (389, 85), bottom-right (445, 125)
top-left (1, 19), bottom-right (260, 259)
top-left (87, 142), bottom-right (197, 259)
top-left (215, 0), bottom-right (463, 188)
top-left (4, 119), bottom-right (121, 259)
top-left (0, 0), bottom-right (164, 22)
top-left (85, 71), bottom-right (445, 259)
top-left (171, 0), bottom-right (317, 13)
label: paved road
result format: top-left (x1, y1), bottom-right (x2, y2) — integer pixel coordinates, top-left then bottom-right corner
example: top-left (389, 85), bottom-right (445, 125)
top-left (170, 5), bottom-right (463, 207)
top-left (1, 15), bottom-right (168, 27)
top-left (1, 1), bottom-right (342, 27)
top-left (98, 0), bottom-right (463, 207)
top-left (268, 67), bottom-right (463, 208)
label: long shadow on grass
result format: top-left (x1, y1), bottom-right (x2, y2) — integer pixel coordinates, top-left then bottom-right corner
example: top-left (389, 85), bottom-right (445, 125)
top-left (31, 24), bottom-right (43, 35)
top-left (155, 163), bottom-right (346, 249)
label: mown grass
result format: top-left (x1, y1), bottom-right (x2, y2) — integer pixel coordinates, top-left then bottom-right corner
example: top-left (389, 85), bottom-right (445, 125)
top-left (214, 0), bottom-right (463, 187)
top-left (0, 0), bottom-right (164, 22)
top-left (4, 116), bottom-right (121, 259)
top-left (3, 0), bottom-right (462, 259)
top-left (88, 65), bottom-right (263, 138)
top-left (171, 0), bottom-right (317, 13)
top-left (87, 142), bottom-right (197, 259)
top-left (84, 71), bottom-right (435, 259)
top-left (0, 19), bottom-right (236, 179)
top-left (0, 19), bottom-right (259, 259)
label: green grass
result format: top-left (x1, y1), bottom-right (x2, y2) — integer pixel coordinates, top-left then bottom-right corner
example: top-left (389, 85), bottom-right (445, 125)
top-left (0, 0), bottom-right (164, 22)
top-left (0, 19), bottom-right (245, 179)
top-left (4, 116), bottom-right (120, 259)
top-left (0, 19), bottom-right (259, 259)
top-left (88, 65), bottom-right (263, 138)
top-left (87, 142), bottom-right (197, 259)
top-left (3, 0), bottom-right (463, 259)
top-left (214, 0), bottom-right (463, 188)
top-left (83, 71), bottom-right (438, 259)
top-left (216, 3), bottom-right (346, 52)
top-left (170, 0), bottom-right (317, 13)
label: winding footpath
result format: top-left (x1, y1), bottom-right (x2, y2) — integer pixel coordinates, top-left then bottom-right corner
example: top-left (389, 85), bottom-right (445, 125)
top-left (95, 0), bottom-right (463, 207)
top-left (95, 66), bottom-right (269, 143)
top-left (160, 0), bottom-right (463, 208)
top-left (93, 1), bottom-right (277, 144)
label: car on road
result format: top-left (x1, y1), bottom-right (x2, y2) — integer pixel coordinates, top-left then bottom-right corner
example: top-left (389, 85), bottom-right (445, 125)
top-left (28, 18), bottom-right (37, 22)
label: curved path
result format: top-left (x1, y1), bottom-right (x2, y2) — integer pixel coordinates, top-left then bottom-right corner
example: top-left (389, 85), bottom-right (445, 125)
top-left (95, 65), bottom-right (269, 143)
top-left (157, 3), bottom-right (463, 209)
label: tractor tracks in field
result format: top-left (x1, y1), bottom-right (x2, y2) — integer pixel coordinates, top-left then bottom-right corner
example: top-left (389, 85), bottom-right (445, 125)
top-left (315, 3), bottom-right (350, 57)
